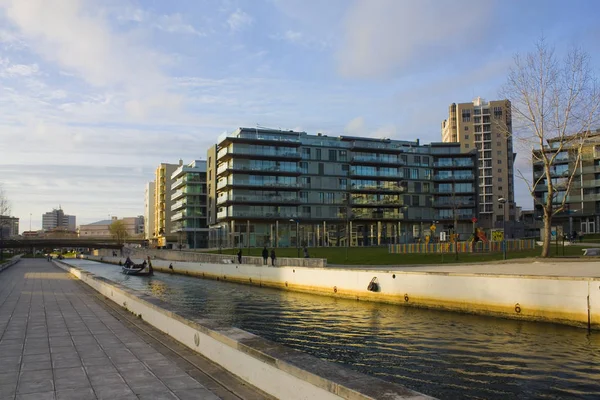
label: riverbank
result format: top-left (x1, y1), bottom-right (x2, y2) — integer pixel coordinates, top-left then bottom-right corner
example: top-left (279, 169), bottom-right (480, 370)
top-left (90, 254), bottom-right (600, 330)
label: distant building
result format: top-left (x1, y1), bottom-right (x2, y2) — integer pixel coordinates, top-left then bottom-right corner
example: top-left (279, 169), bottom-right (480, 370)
top-left (153, 162), bottom-right (179, 247)
top-left (441, 98), bottom-right (516, 229)
top-left (170, 160), bottom-right (209, 249)
top-left (0, 216), bottom-right (19, 238)
top-left (144, 182), bottom-right (155, 241)
top-left (79, 216), bottom-right (144, 238)
top-left (532, 129), bottom-right (600, 234)
top-left (42, 207), bottom-right (76, 231)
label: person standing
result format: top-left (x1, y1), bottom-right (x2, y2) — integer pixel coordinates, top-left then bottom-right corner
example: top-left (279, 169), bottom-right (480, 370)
top-left (262, 247), bottom-right (269, 265)
top-left (237, 249), bottom-right (242, 264)
top-left (303, 246), bottom-right (309, 258)
top-left (270, 249), bottom-right (276, 266)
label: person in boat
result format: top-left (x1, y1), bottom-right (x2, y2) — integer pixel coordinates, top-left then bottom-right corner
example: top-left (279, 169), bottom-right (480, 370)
top-left (124, 256), bottom-right (133, 268)
top-left (147, 256), bottom-right (154, 275)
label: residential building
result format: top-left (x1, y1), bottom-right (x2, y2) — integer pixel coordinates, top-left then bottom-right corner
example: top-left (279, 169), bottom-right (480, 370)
top-left (170, 160), bottom-right (209, 249)
top-left (441, 97), bottom-right (516, 229)
top-left (42, 207), bottom-right (76, 231)
top-left (532, 129), bottom-right (600, 234)
top-left (0, 216), bottom-right (19, 238)
top-left (144, 182), bottom-right (155, 241)
top-left (153, 162), bottom-right (179, 247)
top-left (207, 127), bottom-right (479, 248)
top-left (79, 216), bottom-right (144, 238)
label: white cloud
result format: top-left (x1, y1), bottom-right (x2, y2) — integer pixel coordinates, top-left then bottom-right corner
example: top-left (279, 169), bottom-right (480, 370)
top-left (2, 62), bottom-right (38, 76)
top-left (0, 0), bottom-right (177, 118)
top-left (227, 8), bottom-right (252, 32)
top-left (155, 13), bottom-right (205, 36)
top-left (345, 116), bottom-right (365, 135)
top-left (337, 0), bottom-right (493, 78)
top-left (270, 30), bottom-right (330, 50)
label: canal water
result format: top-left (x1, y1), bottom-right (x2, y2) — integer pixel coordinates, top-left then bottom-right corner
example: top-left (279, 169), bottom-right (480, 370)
top-left (65, 259), bottom-right (600, 399)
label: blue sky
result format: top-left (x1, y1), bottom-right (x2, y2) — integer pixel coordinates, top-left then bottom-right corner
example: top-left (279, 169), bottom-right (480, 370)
top-left (1, 0), bottom-right (599, 231)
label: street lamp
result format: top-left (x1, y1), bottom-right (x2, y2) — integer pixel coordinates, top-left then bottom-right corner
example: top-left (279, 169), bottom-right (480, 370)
top-left (498, 197), bottom-right (507, 260)
top-left (290, 219), bottom-right (299, 257)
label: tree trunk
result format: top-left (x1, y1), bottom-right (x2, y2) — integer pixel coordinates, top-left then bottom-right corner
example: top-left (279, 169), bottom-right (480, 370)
top-left (541, 209), bottom-right (552, 257)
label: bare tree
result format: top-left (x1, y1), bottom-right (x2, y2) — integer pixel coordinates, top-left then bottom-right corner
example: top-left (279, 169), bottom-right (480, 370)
top-left (500, 38), bottom-right (600, 257)
top-left (0, 185), bottom-right (12, 260)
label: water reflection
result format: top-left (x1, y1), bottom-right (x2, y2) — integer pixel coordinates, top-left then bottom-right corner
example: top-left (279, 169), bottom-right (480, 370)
top-left (66, 260), bottom-right (600, 399)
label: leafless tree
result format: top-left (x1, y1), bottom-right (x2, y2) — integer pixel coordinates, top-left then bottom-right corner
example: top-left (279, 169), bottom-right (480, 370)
top-left (109, 220), bottom-right (129, 247)
top-left (0, 185), bottom-right (12, 260)
top-left (500, 38), bottom-right (600, 257)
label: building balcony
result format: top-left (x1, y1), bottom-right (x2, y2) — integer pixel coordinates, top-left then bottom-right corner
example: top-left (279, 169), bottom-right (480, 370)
top-left (436, 187), bottom-right (476, 194)
top-left (432, 174), bottom-right (475, 182)
top-left (172, 187), bottom-right (207, 201)
top-left (216, 195), bottom-right (300, 205)
top-left (349, 171), bottom-right (402, 180)
top-left (216, 164), bottom-right (301, 177)
top-left (433, 200), bottom-right (476, 208)
top-left (351, 211), bottom-right (406, 220)
top-left (216, 211), bottom-right (301, 220)
top-left (350, 184), bottom-right (405, 193)
top-left (218, 131), bottom-right (301, 147)
top-left (433, 160), bottom-right (475, 168)
top-left (217, 148), bottom-right (301, 161)
top-left (350, 155), bottom-right (404, 166)
top-left (216, 180), bottom-right (299, 191)
top-left (350, 199), bottom-right (405, 207)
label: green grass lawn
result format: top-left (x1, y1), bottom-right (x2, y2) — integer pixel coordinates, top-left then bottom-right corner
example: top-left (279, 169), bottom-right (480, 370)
top-left (205, 244), bottom-right (586, 265)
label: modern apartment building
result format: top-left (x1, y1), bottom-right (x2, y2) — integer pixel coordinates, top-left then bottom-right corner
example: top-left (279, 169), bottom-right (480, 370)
top-left (533, 129), bottom-right (600, 234)
top-left (153, 162), bottom-right (179, 247)
top-left (42, 207), bottom-right (76, 231)
top-left (207, 127), bottom-right (479, 248)
top-left (441, 97), bottom-right (515, 229)
top-left (170, 160), bottom-right (209, 249)
top-left (144, 182), bottom-right (155, 240)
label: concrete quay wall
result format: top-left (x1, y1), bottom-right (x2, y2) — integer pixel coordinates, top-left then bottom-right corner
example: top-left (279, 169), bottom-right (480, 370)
top-left (91, 255), bottom-right (600, 330)
top-left (57, 259), bottom-right (431, 400)
top-left (0, 256), bottom-right (21, 273)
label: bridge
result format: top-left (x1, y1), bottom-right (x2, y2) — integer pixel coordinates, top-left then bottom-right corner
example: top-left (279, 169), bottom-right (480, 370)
top-left (0, 237), bottom-right (146, 250)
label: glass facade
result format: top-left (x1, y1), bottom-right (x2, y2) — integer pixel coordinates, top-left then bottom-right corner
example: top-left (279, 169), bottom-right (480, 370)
top-left (209, 128), bottom-right (479, 247)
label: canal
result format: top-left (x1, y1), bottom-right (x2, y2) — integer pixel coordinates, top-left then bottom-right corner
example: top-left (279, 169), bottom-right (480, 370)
top-left (65, 259), bottom-right (600, 399)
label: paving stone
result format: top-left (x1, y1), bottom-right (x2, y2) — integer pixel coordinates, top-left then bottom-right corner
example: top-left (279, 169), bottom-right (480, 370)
top-left (15, 391), bottom-right (56, 400)
top-left (17, 377), bottom-right (54, 394)
top-left (0, 371), bottom-right (18, 385)
top-left (161, 375), bottom-right (203, 391)
top-left (56, 387), bottom-right (97, 400)
top-left (19, 369), bottom-right (53, 383)
top-left (93, 383), bottom-right (135, 400)
top-left (174, 388), bottom-right (222, 400)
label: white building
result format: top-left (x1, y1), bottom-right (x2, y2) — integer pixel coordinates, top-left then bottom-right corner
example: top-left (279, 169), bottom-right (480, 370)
top-left (42, 207), bottom-right (76, 231)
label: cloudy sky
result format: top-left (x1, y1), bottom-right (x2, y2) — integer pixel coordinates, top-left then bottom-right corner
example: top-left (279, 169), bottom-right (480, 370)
top-left (1, 0), bottom-right (599, 231)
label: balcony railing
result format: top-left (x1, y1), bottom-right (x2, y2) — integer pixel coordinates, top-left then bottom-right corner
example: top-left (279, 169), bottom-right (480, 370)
top-left (216, 211), bottom-right (301, 219)
top-left (217, 180), bottom-right (298, 190)
top-left (433, 174), bottom-right (474, 181)
top-left (216, 195), bottom-right (299, 204)
top-left (216, 164), bottom-right (300, 175)
top-left (217, 148), bottom-right (301, 159)
top-left (433, 161), bottom-right (474, 168)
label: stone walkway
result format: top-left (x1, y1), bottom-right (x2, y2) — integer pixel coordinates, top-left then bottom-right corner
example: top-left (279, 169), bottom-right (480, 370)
top-left (0, 259), bottom-right (267, 400)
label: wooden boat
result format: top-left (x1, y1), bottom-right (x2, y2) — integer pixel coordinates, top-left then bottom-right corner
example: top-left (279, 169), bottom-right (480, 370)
top-left (121, 261), bottom-right (153, 276)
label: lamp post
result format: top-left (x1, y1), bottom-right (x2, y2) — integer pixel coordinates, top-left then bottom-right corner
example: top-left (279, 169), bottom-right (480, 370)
top-left (290, 219), bottom-right (299, 257)
top-left (498, 197), bottom-right (507, 260)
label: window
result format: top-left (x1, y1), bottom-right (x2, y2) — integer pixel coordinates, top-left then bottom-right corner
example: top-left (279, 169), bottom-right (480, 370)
top-left (414, 156), bottom-right (421, 165)
top-left (497, 151), bottom-right (502, 155)
top-left (497, 142), bottom-right (501, 146)
top-left (465, 135), bottom-right (469, 139)
top-left (319, 192), bottom-right (325, 203)
top-left (318, 163), bottom-right (324, 175)
top-left (401, 155), bottom-right (407, 164)
top-left (300, 162), bottom-right (308, 173)
top-left (316, 149), bottom-right (321, 160)
top-left (301, 177), bottom-right (311, 187)
top-left (303, 148), bottom-right (311, 158)
top-left (498, 168), bottom-right (502, 173)
top-left (326, 192), bottom-right (335, 204)
top-left (423, 182), bottom-right (430, 193)
top-left (404, 168), bottom-right (410, 178)
top-left (465, 126), bottom-right (469, 131)
top-left (300, 192), bottom-right (308, 202)
top-left (411, 169), bottom-right (419, 179)
top-left (462, 109), bottom-right (471, 122)
top-left (339, 150), bottom-right (347, 161)
top-left (498, 186), bottom-right (503, 191)
top-left (302, 206), bottom-right (310, 215)
top-left (412, 195), bottom-right (420, 206)
top-left (465, 144), bottom-right (470, 149)
top-left (498, 177), bottom-right (503, 182)
top-left (423, 156), bottom-right (429, 165)
top-left (329, 149), bottom-right (337, 161)
top-left (339, 178), bottom-right (347, 189)
top-left (414, 182), bottom-right (421, 192)
top-left (498, 160), bottom-right (502, 165)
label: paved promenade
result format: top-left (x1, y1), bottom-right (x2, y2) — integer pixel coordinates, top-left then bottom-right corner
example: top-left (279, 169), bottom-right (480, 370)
top-left (0, 259), bottom-right (269, 400)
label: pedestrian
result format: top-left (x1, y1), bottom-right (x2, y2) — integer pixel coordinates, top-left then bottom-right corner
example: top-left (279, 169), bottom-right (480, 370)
top-left (580, 231), bottom-right (584, 243)
top-left (303, 246), bottom-right (309, 258)
top-left (270, 249), bottom-right (276, 266)
top-left (572, 231), bottom-right (578, 243)
top-left (262, 246), bottom-right (269, 265)
top-left (237, 249), bottom-right (242, 264)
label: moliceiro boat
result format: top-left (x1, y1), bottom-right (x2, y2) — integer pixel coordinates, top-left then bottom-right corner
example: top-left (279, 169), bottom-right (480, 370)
top-left (122, 257), bottom-right (154, 276)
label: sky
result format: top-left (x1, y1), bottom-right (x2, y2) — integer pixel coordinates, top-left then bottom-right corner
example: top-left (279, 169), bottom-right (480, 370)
top-left (1, 0), bottom-right (599, 232)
